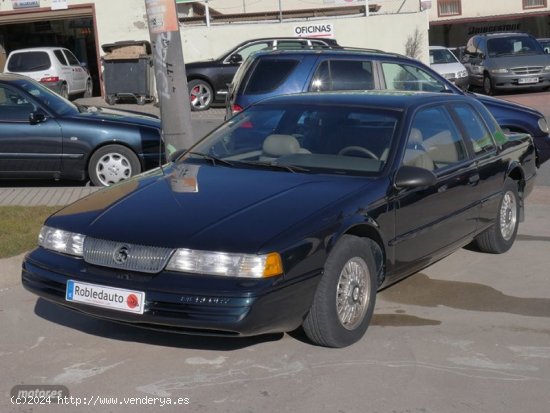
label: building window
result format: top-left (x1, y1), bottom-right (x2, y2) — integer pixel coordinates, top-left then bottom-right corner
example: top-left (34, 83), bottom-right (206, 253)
top-left (523, 0), bottom-right (546, 9)
top-left (438, 0), bottom-right (462, 17)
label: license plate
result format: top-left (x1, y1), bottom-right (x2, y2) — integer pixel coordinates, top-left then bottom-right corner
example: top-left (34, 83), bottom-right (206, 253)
top-left (518, 77), bottom-right (538, 84)
top-left (66, 280), bottom-right (145, 314)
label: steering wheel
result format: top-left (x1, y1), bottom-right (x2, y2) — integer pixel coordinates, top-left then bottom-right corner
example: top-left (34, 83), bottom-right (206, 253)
top-left (338, 146), bottom-right (379, 160)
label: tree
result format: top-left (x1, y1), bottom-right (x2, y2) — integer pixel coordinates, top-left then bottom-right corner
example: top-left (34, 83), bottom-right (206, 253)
top-left (405, 27), bottom-right (424, 60)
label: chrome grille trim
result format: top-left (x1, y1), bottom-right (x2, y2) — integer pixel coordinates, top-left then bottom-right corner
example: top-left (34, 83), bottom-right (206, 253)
top-left (83, 237), bottom-right (174, 274)
top-left (511, 66), bottom-right (543, 75)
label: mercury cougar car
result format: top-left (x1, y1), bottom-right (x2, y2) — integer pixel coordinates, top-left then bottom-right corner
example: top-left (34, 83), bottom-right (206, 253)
top-left (22, 92), bottom-right (536, 347)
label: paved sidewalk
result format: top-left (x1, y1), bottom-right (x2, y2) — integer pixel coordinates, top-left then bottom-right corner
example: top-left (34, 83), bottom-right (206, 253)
top-left (0, 186), bottom-right (99, 207)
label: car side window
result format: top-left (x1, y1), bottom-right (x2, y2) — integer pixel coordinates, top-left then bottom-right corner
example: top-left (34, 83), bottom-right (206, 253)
top-left (0, 85), bottom-right (35, 122)
top-left (381, 63), bottom-right (444, 92)
top-left (403, 106), bottom-right (467, 171)
top-left (54, 50), bottom-right (68, 66)
top-left (452, 104), bottom-right (496, 155)
top-left (310, 60), bottom-right (374, 91)
top-left (64, 50), bottom-right (80, 66)
top-left (243, 59), bottom-right (299, 94)
top-left (233, 42), bottom-right (271, 62)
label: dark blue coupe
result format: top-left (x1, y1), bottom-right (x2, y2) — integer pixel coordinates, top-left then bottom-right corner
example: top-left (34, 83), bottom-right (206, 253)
top-left (22, 91), bottom-right (536, 347)
top-left (0, 73), bottom-right (162, 186)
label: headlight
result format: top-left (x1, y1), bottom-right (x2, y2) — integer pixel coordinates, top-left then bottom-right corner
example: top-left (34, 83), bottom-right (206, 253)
top-left (538, 117), bottom-right (549, 133)
top-left (490, 68), bottom-right (509, 74)
top-left (166, 248), bottom-right (283, 278)
top-left (544, 65), bottom-right (550, 72)
top-left (457, 70), bottom-right (468, 78)
top-left (38, 226), bottom-right (85, 256)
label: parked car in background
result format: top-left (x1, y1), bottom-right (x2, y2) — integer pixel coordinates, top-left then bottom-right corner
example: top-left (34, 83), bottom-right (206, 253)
top-left (22, 91), bottom-right (536, 348)
top-left (0, 73), bottom-right (162, 186)
top-left (537, 38), bottom-right (550, 54)
top-left (186, 37), bottom-right (340, 111)
top-left (226, 48), bottom-right (550, 164)
top-left (461, 32), bottom-right (550, 95)
top-left (4, 47), bottom-right (93, 100)
top-left (429, 46), bottom-right (469, 90)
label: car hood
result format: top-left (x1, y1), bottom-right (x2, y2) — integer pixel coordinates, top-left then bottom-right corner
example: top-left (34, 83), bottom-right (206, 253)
top-left (431, 62), bottom-right (466, 74)
top-left (48, 162), bottom-right (374, 253)
top-left (68, 106), bottom-right (161, 129)
top-left (487, 54), bottom-right (550, 68)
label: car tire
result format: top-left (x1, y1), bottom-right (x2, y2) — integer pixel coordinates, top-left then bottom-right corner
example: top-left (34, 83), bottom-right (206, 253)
top-left (83, 78), bottom-right (93, 98)
top-left (474, 179), bottom-right (520, 254)
top-left (302, 235), bottom-right (377, 348)
top-left (106, 95), bottom-right (116, 105)
top-left (88, 144), bottom-right (141, 187)
top-left (60, 83), bottom-right (69, 100)
top-left (188, 79), bottom-right (213, 111)
top-left (483, 74), bottom-right (494, 96)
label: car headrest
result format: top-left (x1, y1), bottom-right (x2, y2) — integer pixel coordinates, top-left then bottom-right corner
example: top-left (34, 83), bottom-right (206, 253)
top-left (408, 128), bottom-right (423, 145)
top-left (262, 134), bottom-right (301, 157)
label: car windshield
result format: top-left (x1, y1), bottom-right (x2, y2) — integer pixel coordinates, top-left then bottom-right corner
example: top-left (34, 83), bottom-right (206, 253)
top-left (189, 103), bottom-right (400, 176)
top-left (487, 36), bottom-right (543, 57)
top-left (430, 48), bottom-right (458, 64)
top-left (15, 77), bottom-right (79, 116)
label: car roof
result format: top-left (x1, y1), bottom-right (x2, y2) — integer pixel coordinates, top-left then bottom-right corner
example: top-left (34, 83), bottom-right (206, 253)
top-left (248, 47), bottom-right (401, 60)
top-left (253, 90), bottom-right (474, 111)
top-left (7, 47), bottom-right (66, 53)
top-left (474, 32), bottom-right (532, 38)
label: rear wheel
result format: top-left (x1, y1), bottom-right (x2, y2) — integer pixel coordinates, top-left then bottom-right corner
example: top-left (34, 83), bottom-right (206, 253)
top-left (88, 144), bottom-right (141, 187)
top-left (188, 79), bottom-right (213, 111)
top-left (302, 235), bottom-right (377, 348)
top-left (475, 179), bottom-right (519, 253)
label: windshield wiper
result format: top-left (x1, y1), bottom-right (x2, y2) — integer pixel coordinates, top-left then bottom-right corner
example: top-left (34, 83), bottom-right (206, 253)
top-left (236, 161), bottom-right (309, 173)
top-left (185, 151), bottom-right (234, 167)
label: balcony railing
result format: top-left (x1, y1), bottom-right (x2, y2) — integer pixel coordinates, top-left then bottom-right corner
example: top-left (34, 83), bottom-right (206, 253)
top-left (523, 0), bottom-right (547, 9)
top-left (437, 0), bottom-right (462, 17)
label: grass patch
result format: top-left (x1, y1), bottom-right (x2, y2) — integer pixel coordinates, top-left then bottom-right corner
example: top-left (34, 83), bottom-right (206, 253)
top-left (0, 206), bottom-right (60, 259)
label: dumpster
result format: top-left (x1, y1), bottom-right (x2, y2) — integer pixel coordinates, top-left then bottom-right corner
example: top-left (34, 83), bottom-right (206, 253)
top-left (101, 40), bottom-right (154, 105)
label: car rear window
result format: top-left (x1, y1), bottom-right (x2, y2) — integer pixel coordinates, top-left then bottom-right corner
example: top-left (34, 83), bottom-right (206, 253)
top-left (243, 59), bottom-right (299, 94)
top-left (7, 52), bottom-right (51, 72)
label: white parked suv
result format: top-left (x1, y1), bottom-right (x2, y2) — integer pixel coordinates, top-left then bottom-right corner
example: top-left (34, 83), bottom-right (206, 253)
top-left (4, 47), bottom-right (92, 99)
top-left (429, 46), bottom-right (469, 90)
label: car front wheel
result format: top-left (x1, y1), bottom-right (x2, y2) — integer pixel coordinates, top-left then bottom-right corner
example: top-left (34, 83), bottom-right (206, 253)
top-left (474, 179), bottom-right (519, 253)
top-left (302, 235), bottom-right (377, 348)
top-left (188, 79), bottom-right (213, 111)
top-left (483, 74), bottom-right (494, 95)
top-left (88, 144), bottom-right (141, 187)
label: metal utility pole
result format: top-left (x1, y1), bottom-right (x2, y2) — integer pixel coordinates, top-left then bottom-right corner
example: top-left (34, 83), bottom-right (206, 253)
top-left (145, 0), bottom-right (194, 159)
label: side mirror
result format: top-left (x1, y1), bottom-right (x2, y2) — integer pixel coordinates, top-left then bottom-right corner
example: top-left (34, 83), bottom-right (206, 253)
top-left (228, 54), bottom-right (243, 64)
top-left (394, 166), bottom-right (437, 189)
top-left (80, 61), bottom-right (88, 68)
top-left (29, 111), bottom-right (46, 125)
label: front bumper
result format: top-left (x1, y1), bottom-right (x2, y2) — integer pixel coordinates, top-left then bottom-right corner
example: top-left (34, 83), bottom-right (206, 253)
top-left (21, 248), bottom-right (320, 337)
top-left (489, 72), bottom-right (550, 91)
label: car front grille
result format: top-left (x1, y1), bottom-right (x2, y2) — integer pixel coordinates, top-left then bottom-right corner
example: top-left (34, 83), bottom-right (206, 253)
top-left (83, 237), bottom-right (174, 273)
top-left (511, 66), bottom-right (543, 75)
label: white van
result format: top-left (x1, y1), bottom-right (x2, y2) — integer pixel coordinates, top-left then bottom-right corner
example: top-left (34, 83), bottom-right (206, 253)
top-left (4, 47), bottom-right (92, 99)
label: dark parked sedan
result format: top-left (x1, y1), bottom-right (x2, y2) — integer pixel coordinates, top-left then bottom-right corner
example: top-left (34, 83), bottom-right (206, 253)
top-left (22, 92), bottom-right (536, 347)
top-left (0, 73), bottom-right (162, 186)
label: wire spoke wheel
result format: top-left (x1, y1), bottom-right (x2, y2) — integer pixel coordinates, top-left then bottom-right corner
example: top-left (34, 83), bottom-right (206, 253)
top-left (336, 257), bottom-right (371, 330)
